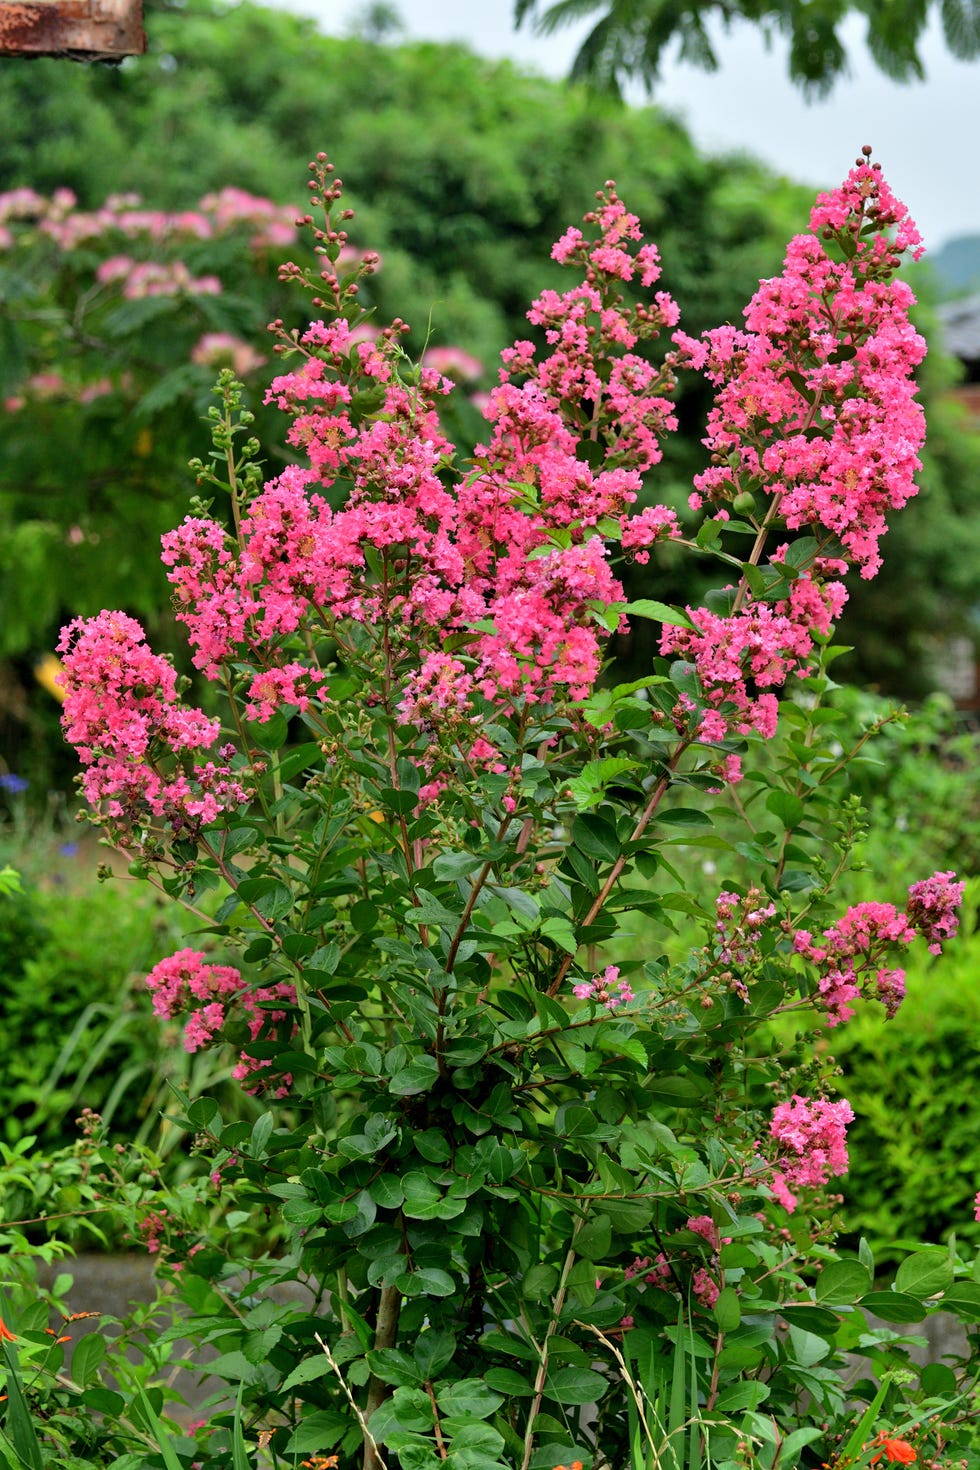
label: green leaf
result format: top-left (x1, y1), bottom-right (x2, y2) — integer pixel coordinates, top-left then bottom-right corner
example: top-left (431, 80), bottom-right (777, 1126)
top-left (567, 758), bottom-right (641, 811)
top-left (282, 1357), bottom-right (331, 1391)
top-left (521, 1263), bottom-right (560, 1300)
top-left (1, 1339), bottom-right (44, 1470)
top-left (369, 1174), bottom-right (406, 1210)
top-left (858, 1291), bottom-right (924, 1323)
top-left (233, 1383), bottom-right (250, 1470)
top-left (575, 1215), bottom-right (612, 1262)
top-left (397, 1267), bottom-right (455, 1298)
top-left (131, 1386), bottom-right (185, 1470)
top-left (814, 1259), bottom-right (872, 1305)
top-left (277, 741), bottom-right (322, 783)
top-left (306, 942), bottom-right (341, 977)
top-left (484, 1367), bottom-right (535, 1397)
top-left (414, 1330), bottom-right (456, 1378)
top-left (920, 1361), bottom-right (957, 1394)
top-left (71, 1331), bottom-right (107, 1387)
top-left (773, 1428), bottom-right (823, 1468)
top-left (625, 599), bottom-right (693, 629)
top-left (646, 1074), bottom-right (709, 1105)
top-left (367, 1349), bottom-right (422, 1387)
top-left (765, 790), bottom-right (805, 828)
top-left (283, 1410), bottom-right (350, 1454)
top-left (436, 1379), bottom-right (503, 1419)
top-left (401, 1171), bottom-right (444, 1218)
top-left (80, 1387), bottom-right (125, 1417)
top-left (236, 876), bottom-right (294, 920)
top-left (776, 868), bottom-right (820, 893)
top-left (243, 711), bottom-right (290, 750)
top-left (786, 1325), bottom-right (829, 1367)
top-left (658, 808), bottom-right (713, 827)
top-left (433, 851), bottom-right (486, 880)
top-left (940, 1282), bottom-right (980, 1321)
top-left (713, 1380), bottom-right (769, 1412)
top-left (388, 1056), bottom-right (440, 1096)
top-left (571, 813), bottom-right (619, 863)
top-left (380, 787), bottom-right (419, 815)
top-left (544, 1366), bottom-right (607, 1405)
top-left (713, 1287), bottom-right (741, 1333)
top-left (894, 1249), bottom-right (954, 1299)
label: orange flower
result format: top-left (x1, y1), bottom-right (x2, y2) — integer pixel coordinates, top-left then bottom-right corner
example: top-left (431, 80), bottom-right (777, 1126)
top-left (870, 1433), bottom-right (917, 1465)
top-left (0, 1318), bottom-right (16, 1343)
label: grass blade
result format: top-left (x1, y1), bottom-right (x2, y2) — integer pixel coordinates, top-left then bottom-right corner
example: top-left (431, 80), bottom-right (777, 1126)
top-left (667, 1305), bottom-right (687, 1470)
top-left (836, 1373), bottom-right (891, 1466)
top-left (1, 1339), bottom-right (44, 1470)
top-left (232, 1382), bottom-right (250, 1470)
top-left (132, 1385), bottom-right (184, 1470)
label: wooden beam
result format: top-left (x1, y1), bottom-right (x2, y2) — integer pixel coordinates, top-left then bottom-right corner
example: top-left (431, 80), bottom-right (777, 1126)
top-left (0, 0), bottom-right (145, 59)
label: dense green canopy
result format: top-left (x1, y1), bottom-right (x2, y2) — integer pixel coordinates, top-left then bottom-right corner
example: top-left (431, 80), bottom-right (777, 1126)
top-left (515, 0), bottom-right (980, 97)
top-left (0, 1), bottom-right (977, 796)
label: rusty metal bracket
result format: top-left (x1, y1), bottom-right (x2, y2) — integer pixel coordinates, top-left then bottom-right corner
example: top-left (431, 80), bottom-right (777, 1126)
top-left (0, 0), bottom-right (145, 60)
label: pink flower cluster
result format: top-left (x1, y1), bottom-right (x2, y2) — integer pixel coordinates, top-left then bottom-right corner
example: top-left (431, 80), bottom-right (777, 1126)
top-left (61, 161), bottom-right (935, 865)
top-left (57, 612), bottom-right (252, 833)
top-left (160, 182), bottom-right (686, 747)
top-left (714, 888), bottom-right (777, 997)
top-left (623, 1216), bottom-right (726, 1311)
top-left (191, 332), bottom-right (266, 376)
top-left (145, 948), bottom-right (296, 1095)
top-left (794, 872), bottom-right (964, 1024)
top-left (794, 901), bottom-right (914, 1024)
top-left (572, 965), bottom-right (634, 1010)
top-left (768, 1093), bottom-right (855, 1214)
top-left (662, 157), bottom-right (925, 739)
top-left (662, 576), bottom-right (847, 740)
top-left (95, 256), bottom-right (221, 299)
top-left (905, 870), bottom-right (964, 954)
top-left (0, 185), bottom-right (298, 254)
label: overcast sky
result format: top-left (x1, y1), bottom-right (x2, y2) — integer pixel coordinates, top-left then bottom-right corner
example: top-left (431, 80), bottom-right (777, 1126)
top-left (273, 0), bottom-right (980, 255)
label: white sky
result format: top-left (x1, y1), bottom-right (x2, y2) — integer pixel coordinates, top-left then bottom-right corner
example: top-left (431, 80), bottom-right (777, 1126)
top-left (274, 0), bottom-right (980, 255)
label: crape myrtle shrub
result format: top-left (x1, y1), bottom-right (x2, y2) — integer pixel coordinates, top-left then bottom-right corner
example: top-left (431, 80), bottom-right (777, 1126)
top-left (11, 152), bottom-right (977, 1470)
top-left (2, 10), bottom-right (978, 738)
top-left (0, 22), bottom-right (814, 788)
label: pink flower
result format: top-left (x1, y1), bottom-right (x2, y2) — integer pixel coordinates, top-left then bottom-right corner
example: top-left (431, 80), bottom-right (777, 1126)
top-left (146, 949), bottom-right (297, 1097)
top-left (57, 611), bottom-right (251, 833)
top-left (686, 1215), bottom-right (719, 1248)
top-left (692, 1268), bottom-right (720, 1309)
top-left (794, 900), bottom-right (920, 1024)
top-left (906, 871), bottom-right (964, 955)
top-left (571, 966), bottom-right (634, 1011)
top-left (768, 1094), bottom-right (854, 1214)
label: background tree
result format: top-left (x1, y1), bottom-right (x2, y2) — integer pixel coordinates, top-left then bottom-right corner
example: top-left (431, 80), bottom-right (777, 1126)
top-left (0, 0), bottom-right (976, 795)
top-left (514, 0), bottom-right (980, 96)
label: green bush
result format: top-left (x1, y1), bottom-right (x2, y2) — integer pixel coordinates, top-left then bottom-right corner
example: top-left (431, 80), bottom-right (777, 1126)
top-left (833, 878), bottom-right (980, 1263)
top-left (0, 848), bottom-right (254, 1157)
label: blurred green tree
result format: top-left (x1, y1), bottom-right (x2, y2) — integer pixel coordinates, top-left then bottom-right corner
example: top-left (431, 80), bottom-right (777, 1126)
top-left (515, 0), bottom-right (980, 97)
top-left (0, 1), bottom-right (975, 797)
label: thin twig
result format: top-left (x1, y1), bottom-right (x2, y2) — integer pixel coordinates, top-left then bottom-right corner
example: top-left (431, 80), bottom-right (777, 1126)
top-left (314, 1333), bottom-right (388, 1470)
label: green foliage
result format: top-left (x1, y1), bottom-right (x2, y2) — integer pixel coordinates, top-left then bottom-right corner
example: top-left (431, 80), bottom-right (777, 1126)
top-left (0, 838), bottom-right (256, 1162)
top-left (0, 6), bottom-right (841, 794)
top-left (2, 103), bottom-right (978, 1470)
top-left (836, 882), bottom-right (980, 1263)
top-left (1, 2), bottom-right (978, 755)
top-left (515, 0), bottom-right (980, 97)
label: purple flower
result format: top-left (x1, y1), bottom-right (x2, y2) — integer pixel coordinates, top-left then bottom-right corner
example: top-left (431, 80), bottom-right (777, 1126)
top-left (0, 773), bottom-right (28, 794)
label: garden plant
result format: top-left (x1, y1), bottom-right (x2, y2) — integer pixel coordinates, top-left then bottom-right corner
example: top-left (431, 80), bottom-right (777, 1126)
top-left (1, 148), bottom-right (977, 1470)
